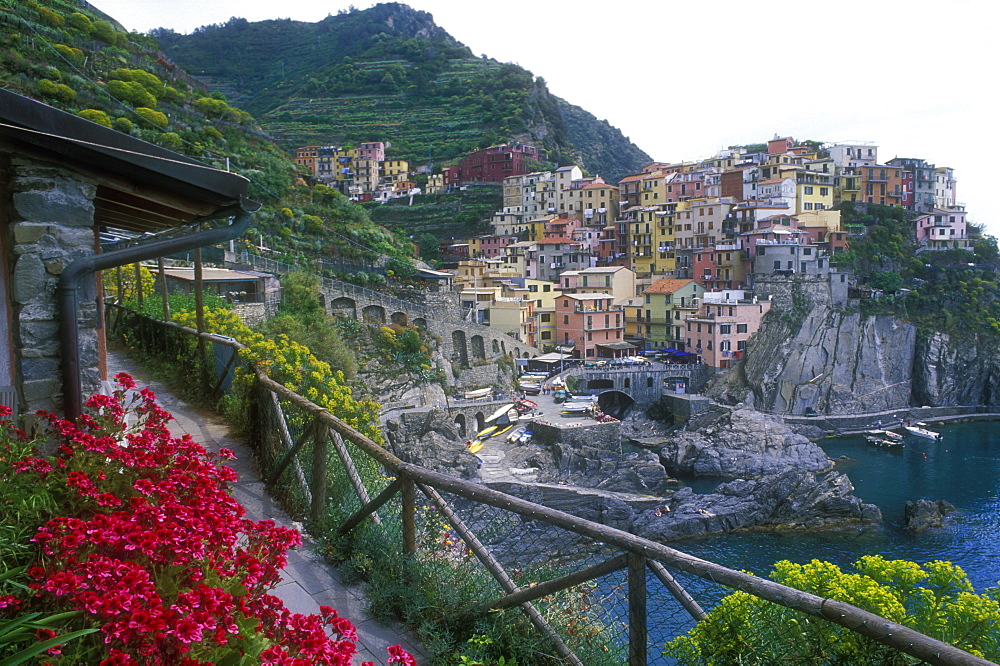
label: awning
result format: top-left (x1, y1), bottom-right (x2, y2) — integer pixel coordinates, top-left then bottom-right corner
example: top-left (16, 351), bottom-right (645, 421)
top-left (556, 345), bottom-right (576, 353)
top-left (597, 342), bottom-right (636, 350)
top-left (674, 351), bottom-right (695, 356)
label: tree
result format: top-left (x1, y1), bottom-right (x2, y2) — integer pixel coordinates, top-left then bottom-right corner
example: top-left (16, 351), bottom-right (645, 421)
top-left (416, 233), bottom-right (440, 261)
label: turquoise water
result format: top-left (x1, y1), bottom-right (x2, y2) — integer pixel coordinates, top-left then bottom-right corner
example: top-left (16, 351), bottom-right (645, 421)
top-left (633, 420), bottom-right (1000, 660)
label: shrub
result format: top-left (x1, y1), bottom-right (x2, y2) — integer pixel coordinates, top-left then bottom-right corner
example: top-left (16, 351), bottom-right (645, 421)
top-left (112, 116), bottom-right (133, 134)
top-left (52, 43), bottom-right (84, 64)
top-left (35, 6), bottom-right (65, 27)
top-left (665, 557), bottom-right (1000, 664)
top-left (67, 12), bottom-right (94, 34)
top-left (134, 107), bottom-right (168, 128)
top-left (106, 79), bottom-right (157, 108)
top-left (77, 109), bottom-right (112, 128)
top-left (38, 78), bottom-right (76, 103)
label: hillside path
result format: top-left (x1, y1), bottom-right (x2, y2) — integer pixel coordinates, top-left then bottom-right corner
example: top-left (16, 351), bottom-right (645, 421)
top-left (105, 349), bottom-right (425, 664)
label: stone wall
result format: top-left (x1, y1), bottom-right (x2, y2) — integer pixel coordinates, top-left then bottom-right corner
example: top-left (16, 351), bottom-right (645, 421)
top-left (7, 158), bottom-right (100, 413)
top-left (752, 272), bottom-right (851, 310)
top-left (233, 302), bottom-right (267, 326)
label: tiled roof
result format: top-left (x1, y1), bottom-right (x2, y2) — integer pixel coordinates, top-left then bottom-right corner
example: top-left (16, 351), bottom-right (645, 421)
top-left (644, 279), bottom-right (695, 294)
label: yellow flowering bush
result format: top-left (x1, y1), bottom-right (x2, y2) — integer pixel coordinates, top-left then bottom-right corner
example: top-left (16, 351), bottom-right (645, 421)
top-left (172, 307), bottom-right (382, 444)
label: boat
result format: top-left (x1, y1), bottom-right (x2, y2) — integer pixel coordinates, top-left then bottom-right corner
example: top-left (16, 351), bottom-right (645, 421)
top-left (467, 439), bottom-right (485, 454)
top-left (561, 398), bottom-right (596, 414)
top-left (552, 389), bottom-right (567, 404)
top-left (904, 423), bottom-right (942, 440)
top-left (507, 426), bottom-right (526, 443)
top-left (517, 429), bottom-right (533, 444)
top-left (462, 387), bottom-right (491, 400)
top-left (475, 424), bottom-right (499, 440)
top-left (493, 423), bottom-right (515, 439)
top-left (513, 399), bottom-right (537, 414)
top-left (866, 429), bottom-right (904, 442)
top-left (865, 434), bottom-right (904, 450)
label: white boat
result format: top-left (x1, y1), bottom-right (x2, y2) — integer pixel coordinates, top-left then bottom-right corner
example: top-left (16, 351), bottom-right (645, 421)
top-left (903, 423), bottom-right (942, 440)
top-left (462, 387), bottom-right (491, 400)
top-left (865, 434), bottom-right (904, 449)
top-left (866, 429), bottom-right (904, 442)
top-left (507, 426), bottom-right (526, 443)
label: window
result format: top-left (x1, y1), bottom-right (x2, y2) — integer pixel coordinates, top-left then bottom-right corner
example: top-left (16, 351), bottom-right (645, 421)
top-left (541, 331), bottom-right (551, 340)
top-left (541, 313), bottom-right (551, 323)
top-left (543, 284), bottom-right (551, 292)
top-left (707, 340), bottom-right (713, 350)
top-left (720, 340), bottom-right (731, 351)
top-left (529, 284), bottom-right (538, 292)
top-left (720, 324), bottom-right (731, 334)
top-left (737, 340), bottom-right (747, 351)
top-left (774, 260), bottom-right (781, 270)
top-left (587, 316), bottom-right (593, 328)
top-left (563, 315), bottom-right (569, 325)
top-left (563, 300), bottom-right (569, 307)
top-left (587, 332), bottom-right (592, 341)
top-left (820, 187), bottom-right (829, 196)
top-left (737, 324), bottom-right (747, 333)
top-left (804, 186), bottom-right (814, 195)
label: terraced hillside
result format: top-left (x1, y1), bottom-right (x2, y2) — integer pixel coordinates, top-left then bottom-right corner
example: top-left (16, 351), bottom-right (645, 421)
top-left (153, 3), bottom-right (650, 181)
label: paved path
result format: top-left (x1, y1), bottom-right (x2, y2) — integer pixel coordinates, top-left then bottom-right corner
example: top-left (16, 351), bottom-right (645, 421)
top-left (106, 350), bottom-right (424, 664)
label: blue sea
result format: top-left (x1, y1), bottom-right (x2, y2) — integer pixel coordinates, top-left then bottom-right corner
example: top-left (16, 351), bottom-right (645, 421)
top-left (612, 421), bottom-right (1000, 662)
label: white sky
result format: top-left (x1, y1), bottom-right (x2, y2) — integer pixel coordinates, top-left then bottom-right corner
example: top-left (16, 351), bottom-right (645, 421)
top-left (92, 0), bottom-right (997, 235)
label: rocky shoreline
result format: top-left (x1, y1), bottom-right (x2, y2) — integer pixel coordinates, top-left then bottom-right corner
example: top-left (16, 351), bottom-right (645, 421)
top-left (383, 404), bottom-right (883, 544)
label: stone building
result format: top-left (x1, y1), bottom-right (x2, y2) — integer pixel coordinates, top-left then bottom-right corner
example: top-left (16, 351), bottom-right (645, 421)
top-left (1, 89), bottom-right (255, 417)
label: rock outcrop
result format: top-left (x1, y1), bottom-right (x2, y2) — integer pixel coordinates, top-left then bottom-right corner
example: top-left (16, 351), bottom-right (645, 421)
top-left (904, 498), bottom-right (955, 532)
top-left (487, 470), bottom-right (881, 547)
top-left (653, 408), bottom-right (832, 479)
top-left (383, 409), bottom-right (480, 479)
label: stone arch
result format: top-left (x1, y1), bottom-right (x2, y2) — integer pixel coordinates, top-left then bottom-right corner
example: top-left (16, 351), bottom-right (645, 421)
top-left (624, 377), bottom-right (631, 389)
top-left (362, 304), bottom-right (386, 324)
top-left (588, 379), bottom-right (614, 390)
top-left (492, 339), bottom-right (500, 354)
top-left (329, 296), bottom-right (357, 319)
top-left (500, 340), bottom-right (506, 355)
top-left (522, 351), bottom-right (530, 359)
top-left (646, 376), bottom-right (654, 388)
top-left (597, 390), bottom-right (635, 419)
top-left (390, 311), bottom-right (408, 326)
top-left (413, 317), bottom-right (427, 328)
top-left (471, 335), bottom-right (486, 361)
top-left (452, 330), bottom-right (469, 368)
top-left (454, 414), bottom-right (467, 438)
top-left (474, 412), bottom-right (486, 434)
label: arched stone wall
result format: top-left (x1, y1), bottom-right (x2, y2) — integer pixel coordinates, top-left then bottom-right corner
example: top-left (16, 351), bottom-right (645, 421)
top-left (362, 304), bottom-right (386, 323)
top-left (413, 317), bottom-right (427, 328)
top-left (390, 311), bottom-right (408, 326)
top-left (452, 330), bottom-right (469, 368)
top-left (454, 414), bottom-right (467, 438)
top-left (471, 335), bottom-right (486, 361)
top-left (329, 296), bottom-right (357, 319)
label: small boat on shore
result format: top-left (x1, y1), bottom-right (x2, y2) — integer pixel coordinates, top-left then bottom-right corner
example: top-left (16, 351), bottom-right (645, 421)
top-left (904, 423), bottom-right (942, 440)
top-left (462, 387), bottom-right (491, 400)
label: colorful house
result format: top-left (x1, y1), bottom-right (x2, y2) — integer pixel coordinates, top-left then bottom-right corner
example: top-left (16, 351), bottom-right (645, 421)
top-left (685, 291), bottom-right (772, 369)
top-left (554, 293), bottom-right (626, 359)
top-left (641, 279), bottom-right (705, 351)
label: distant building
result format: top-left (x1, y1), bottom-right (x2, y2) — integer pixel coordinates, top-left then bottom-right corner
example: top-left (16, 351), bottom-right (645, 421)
top-left (685, 291), bottom-right (772, 369)
top-left (456, 143), bottom-right (540, 183)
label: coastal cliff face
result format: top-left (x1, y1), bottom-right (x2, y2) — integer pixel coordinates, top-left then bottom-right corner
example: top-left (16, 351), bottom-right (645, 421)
top-left (913, 331), bottom-right (1000, 407)
top-left (711, 302), bottom-right (1000, 414)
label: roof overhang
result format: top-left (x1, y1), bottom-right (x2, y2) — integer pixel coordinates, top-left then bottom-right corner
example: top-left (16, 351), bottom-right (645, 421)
top-left (0, 89), bottom-right (255, 232)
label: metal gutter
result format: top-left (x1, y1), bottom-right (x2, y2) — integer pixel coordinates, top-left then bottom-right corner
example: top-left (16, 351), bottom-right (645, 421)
top-left (58, 199), bottom-right (260, 420)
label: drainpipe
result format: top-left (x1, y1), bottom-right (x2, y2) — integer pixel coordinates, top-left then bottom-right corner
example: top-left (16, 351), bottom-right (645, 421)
top-left (58, 199), bottom-right (259, 420)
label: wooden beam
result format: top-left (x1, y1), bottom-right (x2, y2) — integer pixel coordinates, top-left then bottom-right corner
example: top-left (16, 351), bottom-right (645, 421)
top-left (647, 560), bottom-right (706, 622)
top-left (337, 478), bottom-right (403, 536)
top-left (628, 553), bottom-right (647, 666)
top-left (481, 553), bottom-right (628, 613)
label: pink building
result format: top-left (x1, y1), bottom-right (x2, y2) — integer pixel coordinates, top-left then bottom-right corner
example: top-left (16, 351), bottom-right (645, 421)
top-left (914, 209), bottom-right (971, 251)
top-left (358, 142), bottom-right (385, 162)
top-left (470, 234), bottom-right (516, 258)
top-left (685, 291), bottom-right (772, 369)
top-left (555, 293), bottom-right (626, 359)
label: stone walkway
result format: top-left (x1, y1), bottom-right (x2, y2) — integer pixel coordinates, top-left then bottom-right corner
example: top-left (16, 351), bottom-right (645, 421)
top-left (105, 350), bottom-right (424, 664)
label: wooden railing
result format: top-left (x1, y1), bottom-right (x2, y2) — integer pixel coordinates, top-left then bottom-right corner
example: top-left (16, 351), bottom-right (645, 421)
top-left (106, 304), bottom-right (993, 666)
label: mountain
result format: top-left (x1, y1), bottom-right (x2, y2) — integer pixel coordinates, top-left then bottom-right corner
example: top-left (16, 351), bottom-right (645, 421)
top-left (152, 3), bottom-right (650, 181)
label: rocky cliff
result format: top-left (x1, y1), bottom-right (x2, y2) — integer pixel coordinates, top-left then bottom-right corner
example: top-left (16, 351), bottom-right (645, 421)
top-left (709, 296), bottom-right (1000, 415)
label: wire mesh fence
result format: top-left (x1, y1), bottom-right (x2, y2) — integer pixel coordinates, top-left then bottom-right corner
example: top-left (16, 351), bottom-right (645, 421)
top-left (106, 304), bottom-right (996, 666)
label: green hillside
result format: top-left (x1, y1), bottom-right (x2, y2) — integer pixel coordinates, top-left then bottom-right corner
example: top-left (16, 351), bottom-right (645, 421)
top-left (152, 3), bottom-right (651, 181)
top-left (0, 0), bottom-right (411, 266)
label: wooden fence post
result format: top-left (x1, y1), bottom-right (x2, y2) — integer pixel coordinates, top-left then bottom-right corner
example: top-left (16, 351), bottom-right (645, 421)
top-left (310, 421), bottom-right (328, 526)
top-left (628, 552), bottom-right (647, 666)
top-left (401, 477), bottom-right (416, 555)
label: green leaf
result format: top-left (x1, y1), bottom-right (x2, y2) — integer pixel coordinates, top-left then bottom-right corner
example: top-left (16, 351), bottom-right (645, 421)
top-left (0, 628), bottom-right (99, 666)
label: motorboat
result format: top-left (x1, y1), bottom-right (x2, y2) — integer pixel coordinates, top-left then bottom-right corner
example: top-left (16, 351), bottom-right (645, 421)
top-left (866, 429), bottom-right (904, 442)
top-left (462, 387), bottom-right (491, 400)
top-left (903, 423), bottom-right (942, 440)
top-left (517, 429), bottom-right (533, 444)
top-left (865, 434), bottom-right (904, 450)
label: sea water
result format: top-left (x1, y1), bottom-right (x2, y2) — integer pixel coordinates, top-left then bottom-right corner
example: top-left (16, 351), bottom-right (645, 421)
top-left (618, 421), bottom-right (1000, 662)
